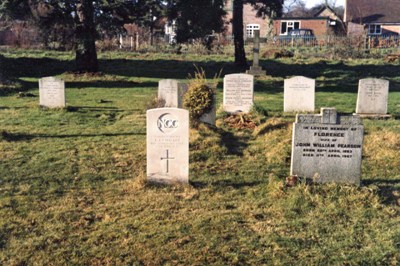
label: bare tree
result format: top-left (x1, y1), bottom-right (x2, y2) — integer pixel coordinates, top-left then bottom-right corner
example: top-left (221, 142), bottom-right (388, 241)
top-left (284, 0), bottom-right (308, 17)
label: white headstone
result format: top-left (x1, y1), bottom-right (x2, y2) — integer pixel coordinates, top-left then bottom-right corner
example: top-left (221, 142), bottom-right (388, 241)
top-left (223, 74), bottom-right (254, 113)
top-left (356, 78), bottom-right (389, 115)
top-left (147, 108), bottom-right (189, 184)
top-left (291, 108), bottom-right (364, 185)
top-left (158, 79), bottom-right (188, 108)
top-left (284, 76), bottom-right (315, 112)
top-left (39, 77), bottom-right (66, 108)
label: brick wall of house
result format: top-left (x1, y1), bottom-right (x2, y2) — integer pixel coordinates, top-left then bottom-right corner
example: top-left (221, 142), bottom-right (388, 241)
top-left (224, 0), bottom-right (270, 37)
top-left (0, 21), bottom-right (40, 47)
top-left (273, 19), bottom-right (330, 37)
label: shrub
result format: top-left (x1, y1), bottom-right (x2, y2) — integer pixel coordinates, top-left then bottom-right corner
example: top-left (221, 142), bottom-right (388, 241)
top-left (183, 67), bottom-right (218, 126)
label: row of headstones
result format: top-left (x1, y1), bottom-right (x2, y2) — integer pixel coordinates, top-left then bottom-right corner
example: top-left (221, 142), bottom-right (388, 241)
top-left (147, 107), bottom-right (364, 185)
top-left (158, 74), bottom-right (254, 115)
top-left (159, 75), bottom-right (391, 117)
top-left (284, 76), bottom-right (390, 116)
top-left (150, 75), bottom-right (392, 185)
top-left (37, 75), bottom-right (390, 118)
top-left (34, 76), bottom-right (375, 186)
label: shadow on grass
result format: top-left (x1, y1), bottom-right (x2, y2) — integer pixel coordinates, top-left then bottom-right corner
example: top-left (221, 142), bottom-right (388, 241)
top-left (66, 80), bottom-right (158, 89)
top-left (66, 106), bottom-right (142, 112)
top-left (220, 131), bottom-right (250, 156)
top-left (1, 131), bottom-right (145, 141)
top-left (363, 179), bottom-right (400, 206)
top-left (191, 179), bottom-right (262, 189)
top-left (4, 56), bottom-right (400, 95)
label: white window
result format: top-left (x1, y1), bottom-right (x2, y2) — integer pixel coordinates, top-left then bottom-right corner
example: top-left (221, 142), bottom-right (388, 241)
top-left (368, 24), bottom-right (382, 35)
top-left (280, 21), bottom-right (300, 35)
top-left (246, 24), bottom-right (260, 38)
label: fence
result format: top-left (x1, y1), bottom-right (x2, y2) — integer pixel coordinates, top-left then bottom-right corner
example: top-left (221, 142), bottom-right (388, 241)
top-left (1, 30), bottom-right (399, 52)
top-left (245, 35), bottom-right (400, 50)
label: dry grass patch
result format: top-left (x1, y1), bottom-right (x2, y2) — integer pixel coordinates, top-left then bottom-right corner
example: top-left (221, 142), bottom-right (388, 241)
top-left (363, 128), bottom-right (400, 179)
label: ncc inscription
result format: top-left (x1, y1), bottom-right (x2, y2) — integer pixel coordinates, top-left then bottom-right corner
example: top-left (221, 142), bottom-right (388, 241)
top-left (147, 108), bottom-right (189, 184)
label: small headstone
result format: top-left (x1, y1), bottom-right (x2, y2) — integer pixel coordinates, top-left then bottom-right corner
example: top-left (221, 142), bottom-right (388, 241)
top-left (199, 96), bottom-right (216, 126)
top-left (356, 78), bottom-right (389, 116)
top-left (246, 30), bottom-right (266, 76)
top-left (284, 76), bottom-right (315, 112)
top-left (158, 79), bottom-right (188, 108)
top-left (147, 108), bottom-right (189, 184)
top-left (223, 74), bottom-right (254, 113)
top-left (291, 108), bottom-right (364, 185)
top-left (39, 77), bottom-right (66, 108)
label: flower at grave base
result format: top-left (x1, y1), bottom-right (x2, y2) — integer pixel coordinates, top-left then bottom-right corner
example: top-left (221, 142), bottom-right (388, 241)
top-left (285, 175), bottom-right (298, 187)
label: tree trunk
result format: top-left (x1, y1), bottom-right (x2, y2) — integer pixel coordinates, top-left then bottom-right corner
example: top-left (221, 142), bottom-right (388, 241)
top-left (232, 0), bottom-right (247, 68)
top-left (75, 0), bottom-right (98, 73)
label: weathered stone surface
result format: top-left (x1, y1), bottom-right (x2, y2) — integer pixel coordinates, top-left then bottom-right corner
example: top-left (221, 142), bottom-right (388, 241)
top-left (39, 77), bottom-right (66, 108)
top-left (284, 76), bottom-right (315, 112)
top-left (147, 108), bottom-right (189, 184)
top-left (246, 66), bottom-right (266, 76)
top-left (356, 78), bottom-right (389, 115)
top-left (291, 108), bottom-right (364, 185)
top-left (158, 79), bottom-right (188, 108)
top-left (246, 30), bottom-right (266, 76)
top-left (199, 95), bottom-right (216, 126)
top-left (223, 74), bottom-right (254, 113)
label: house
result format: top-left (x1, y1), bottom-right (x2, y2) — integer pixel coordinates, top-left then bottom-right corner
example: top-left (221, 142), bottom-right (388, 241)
top-left (0, 20), bottom-right (40, 47)
top-left (224, 0), bottom-right (275, 38)
top-left (164, 1), bottom-right (278, 43)
top-left (272, 5), bottom-right (344, 37)
top-left (344, 0), bottom-right (400, 36)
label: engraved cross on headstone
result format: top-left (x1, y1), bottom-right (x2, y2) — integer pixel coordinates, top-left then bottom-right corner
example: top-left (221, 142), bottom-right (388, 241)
top-left (160, 149), bottom-right (175, 173)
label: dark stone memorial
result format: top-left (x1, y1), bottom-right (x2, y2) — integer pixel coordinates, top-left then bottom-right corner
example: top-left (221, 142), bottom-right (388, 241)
top-left (246, 30), bottom-right (266, 76)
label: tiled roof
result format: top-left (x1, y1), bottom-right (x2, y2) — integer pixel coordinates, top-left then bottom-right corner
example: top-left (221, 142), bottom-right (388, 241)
top-left (346, 0), bottom-right (400, 23)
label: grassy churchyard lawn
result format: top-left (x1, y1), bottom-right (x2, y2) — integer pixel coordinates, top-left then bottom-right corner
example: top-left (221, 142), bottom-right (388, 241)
top-left (0, 48), bottom-right (399, 264)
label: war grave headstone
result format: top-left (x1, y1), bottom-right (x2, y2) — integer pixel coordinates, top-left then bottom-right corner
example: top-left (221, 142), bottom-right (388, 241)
top-left (158, 79), bottom-right (188, 108)
top-left (246, 30), bottom-right (266, 76)
top-left (39, 77), bottom-right (66, 108)
top-left (223, 74), bottom-right (254, 113)
top-left (284, 76), bottom-right (315, 113)
top-left (147, 108), bottom-right (189, 184)
top-left (291, 108), bottom-right (364, 185)
top-left (355, 78), bottom-right (390, 118)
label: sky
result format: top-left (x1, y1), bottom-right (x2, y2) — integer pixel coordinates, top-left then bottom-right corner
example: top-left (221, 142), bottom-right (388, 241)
top-left (304, 0), bottom-right (345, 8)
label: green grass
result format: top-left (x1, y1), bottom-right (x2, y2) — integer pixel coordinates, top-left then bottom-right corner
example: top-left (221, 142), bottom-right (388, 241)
top-left (0, 48), bottom-right (399, 265)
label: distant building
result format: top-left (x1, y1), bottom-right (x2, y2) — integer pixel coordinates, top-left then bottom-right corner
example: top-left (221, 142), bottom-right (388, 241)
top-left (344, 0), bottom-right (400, 36)
top-left (224, 0), bottom-right (276, 38)
top-left (0, 20), bottom-right (40, 47)
top-left (164, 0), bottom-right (280, 43)
top-left (273, 5), bottom-right (345, 37)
